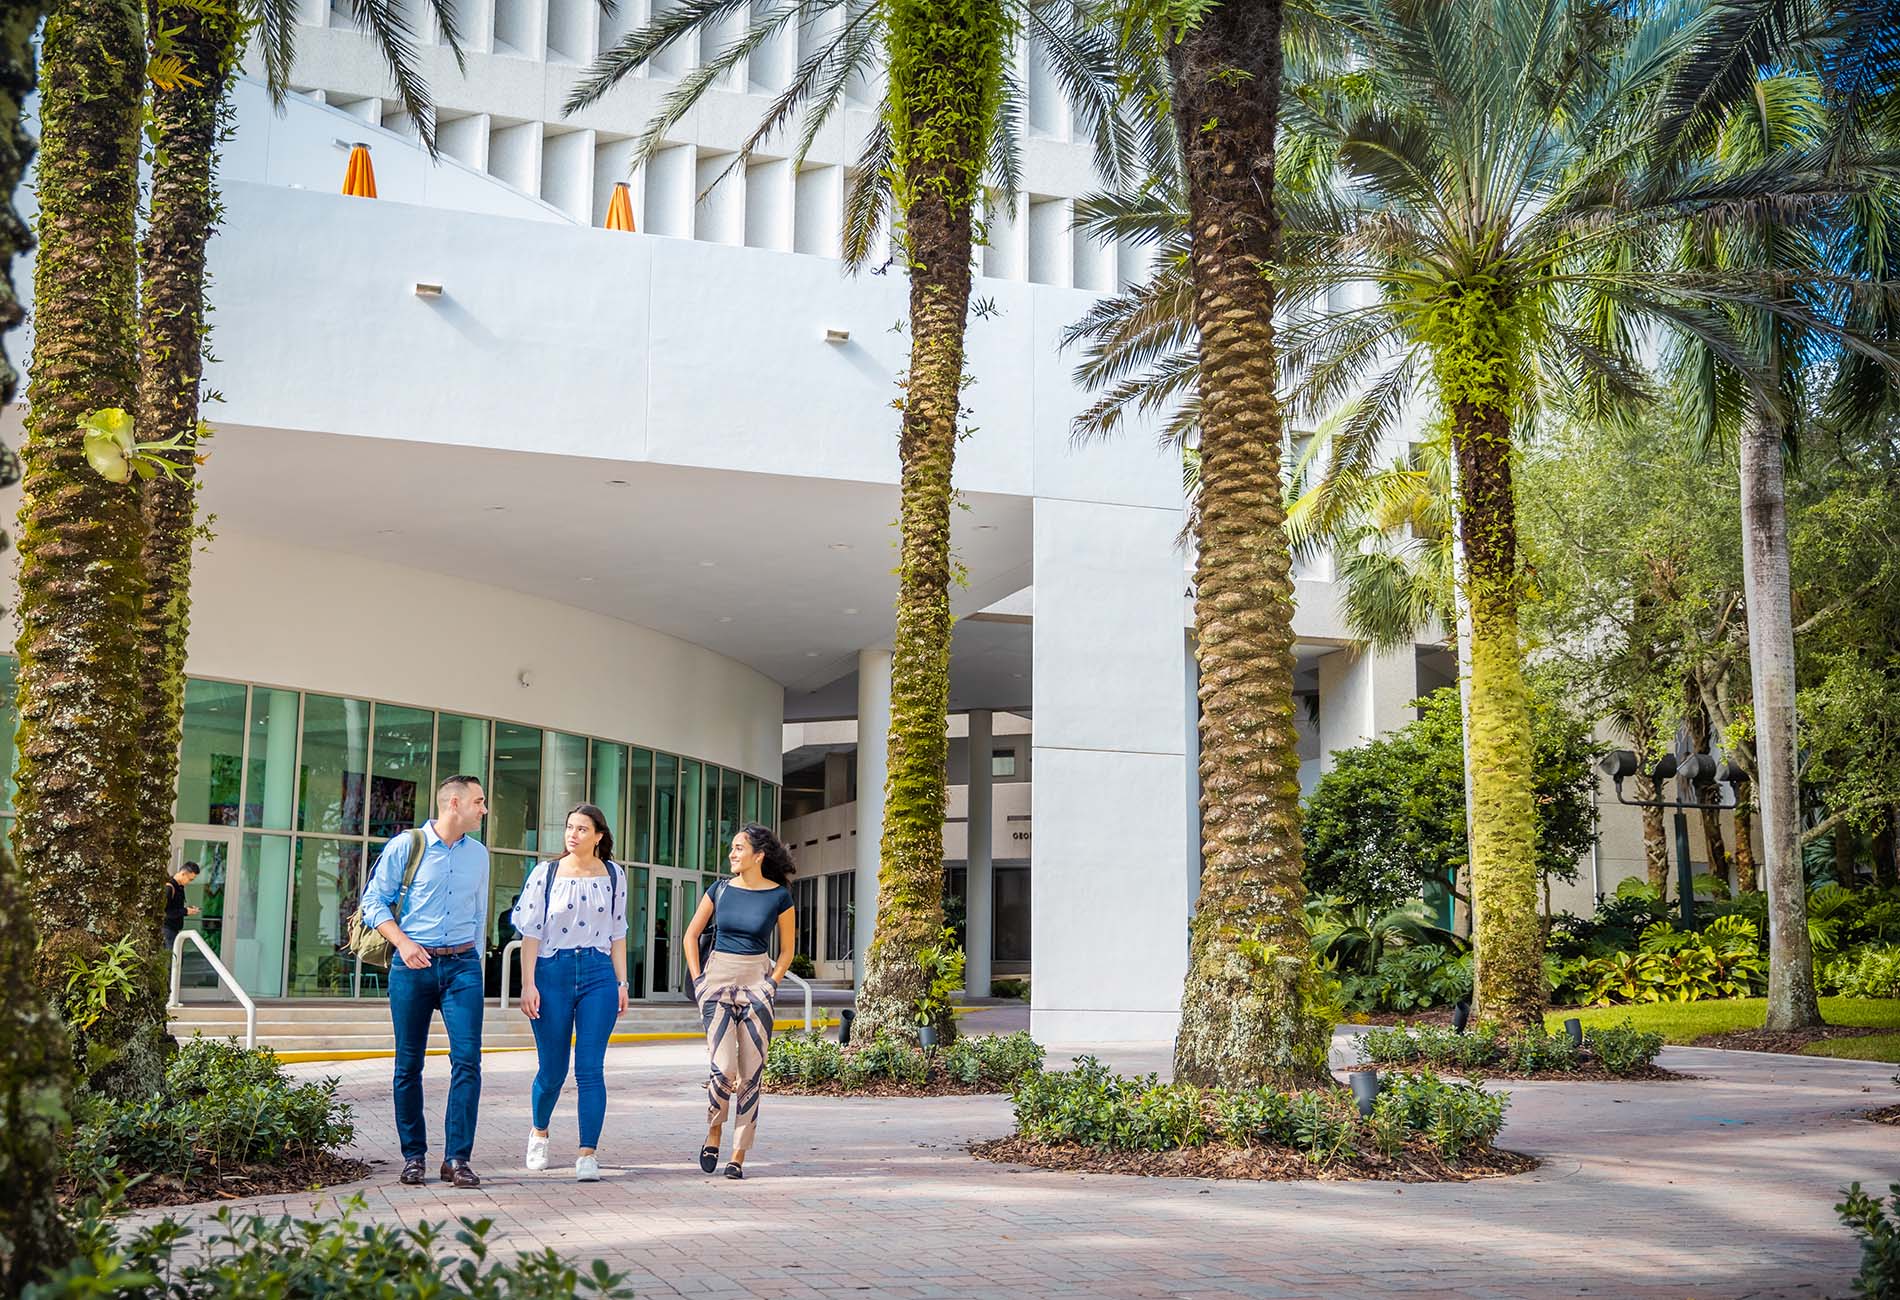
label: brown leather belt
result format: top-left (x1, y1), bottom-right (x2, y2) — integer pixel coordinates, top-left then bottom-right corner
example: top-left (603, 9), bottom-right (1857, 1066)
top-left (423, 943), bottom-right (476, 957)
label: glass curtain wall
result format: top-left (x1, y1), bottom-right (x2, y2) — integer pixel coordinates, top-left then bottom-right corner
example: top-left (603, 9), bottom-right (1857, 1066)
top-left (0, 657), bottom-right (779, 1000)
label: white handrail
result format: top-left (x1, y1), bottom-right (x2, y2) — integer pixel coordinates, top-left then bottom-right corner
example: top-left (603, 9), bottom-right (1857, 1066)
top-left (168, 930), bottom-right (257, 1050)
top-left (781, 970), bottom-right (816, 1035)
top-left (498, 939), bottom-right (524, 1009)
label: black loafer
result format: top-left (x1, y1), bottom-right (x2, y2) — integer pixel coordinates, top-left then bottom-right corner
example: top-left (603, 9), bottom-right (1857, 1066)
top-left (699, 1145), bottom-right (719, 1174)
top-left (400, 1157), bottom-right (428, 1185)
top-left (440, 1159), bottom-right (482, 1188)
top-left (724, 1161), bottom-right (745, 1180)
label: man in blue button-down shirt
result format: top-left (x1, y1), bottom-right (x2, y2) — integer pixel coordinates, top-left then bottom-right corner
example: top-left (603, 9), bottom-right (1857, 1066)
top-left (363, 773), bottom-right (491, 1187)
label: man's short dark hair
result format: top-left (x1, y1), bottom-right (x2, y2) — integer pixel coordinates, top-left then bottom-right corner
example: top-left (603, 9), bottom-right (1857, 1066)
top-left (178, 862), bottom-right (201, 876)
top-left (438, 774), bottom-right (484, 797)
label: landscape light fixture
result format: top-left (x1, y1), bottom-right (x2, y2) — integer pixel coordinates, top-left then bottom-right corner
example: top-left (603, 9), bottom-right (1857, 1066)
top-left (1598, 743), bottom-right (1737, 926)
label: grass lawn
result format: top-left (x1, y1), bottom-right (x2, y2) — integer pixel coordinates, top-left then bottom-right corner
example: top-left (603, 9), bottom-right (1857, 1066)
top-left (1544, 998), bottom-right (1900, 1062)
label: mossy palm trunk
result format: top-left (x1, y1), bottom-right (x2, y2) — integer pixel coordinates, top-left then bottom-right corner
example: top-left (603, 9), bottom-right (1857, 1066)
top-left (133, 0), bottom-right (237, 908)
top-left (1449, 396), bottom-right (1543, 1030)
top-left (852, 0), bottom-right (1006, 1042)
top-left (0, 3), bottom-right (75, 1285)
top-left (15, 0), bottom-right (161, 1095)
top-left (1740, 405), bottom-right (1820, 1031)
top-left (1170, 0), bottom-right (1332, 1091)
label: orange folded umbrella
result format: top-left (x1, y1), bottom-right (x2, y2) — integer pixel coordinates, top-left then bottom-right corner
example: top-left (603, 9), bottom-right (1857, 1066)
top-left (604, 181), bottom-right (636, 232)
top-left (342, 143), bottom-right (377, 198)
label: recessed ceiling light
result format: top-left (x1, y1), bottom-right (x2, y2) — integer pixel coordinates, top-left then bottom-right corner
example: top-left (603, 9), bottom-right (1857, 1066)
top-left (1012, 673), bottom-right (1025, 679)
top-left (487, 505), bottom-right (506, 512)
top-left (805, 651), bottom-right (820, 657)
top-left (376, 528), bottom-right (401, 535)
top-left (975, 524), bottom-right (996, 532)
top-left (718, 616), bottom-right (734, 623)
top-left (578, 576), bottom-right (596, 583)
top-left (828, 543), bottom-right (852, 551)
top-left (607, 479), bottom-right (628, 486)
top-left (842, 607), bottom-right (858, 615)
top-left (699, 560), bottom-right (716, 567)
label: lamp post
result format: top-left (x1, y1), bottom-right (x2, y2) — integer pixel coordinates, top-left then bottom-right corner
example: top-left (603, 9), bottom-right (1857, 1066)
top-left (1597, 748), bottom-right (1746, 928)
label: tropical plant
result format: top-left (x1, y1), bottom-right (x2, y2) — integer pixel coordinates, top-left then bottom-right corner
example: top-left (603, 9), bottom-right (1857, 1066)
top-left (1837, 1182), bottom-right (1900, 1299)
top-left (0, 4), bottom-right (73, 1287)
top-left (13, 0), bottom-right (167, 1100)
top-left (566, 0), bottom-right (1148, 1042)
top-left (24, 1200), bottom-right (637, 1299)
top-left (1653, 0), bottom-right (1900, 1031)
top-left (1302, 684), bottom-right (1600, 919)
top-left (1151, 0), bottom-right (1336, 1092)
top-left (913, 927), bottom-right (966, 1036)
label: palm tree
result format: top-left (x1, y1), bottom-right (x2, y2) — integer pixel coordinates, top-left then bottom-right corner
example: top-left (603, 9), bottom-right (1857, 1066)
top-left (1654, 0), bottom-right (1900, 1030)
top-left (1147, 0), bottom-right (1340, 1090)
top-left (0, 2), bottom-right (75, 1283)
top-left (1074, 0), bottom-right (1892, 1030)
top-left (566, 0), bottom-right (1145, 1041)
top-left (13, 0), bottom-right (164, 1096)
top-left (129, 0), bottom-right (245, 1003)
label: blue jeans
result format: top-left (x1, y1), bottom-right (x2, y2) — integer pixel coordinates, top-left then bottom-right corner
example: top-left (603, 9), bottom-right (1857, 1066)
top-left (389, 951), bottom-right (484, 1161)
top-left (529, 948), bottom-right (621, 1149)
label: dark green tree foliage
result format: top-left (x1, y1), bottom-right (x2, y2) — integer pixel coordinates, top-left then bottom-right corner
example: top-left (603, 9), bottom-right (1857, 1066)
top-left (1303, 686), bottom-right (1599, 913)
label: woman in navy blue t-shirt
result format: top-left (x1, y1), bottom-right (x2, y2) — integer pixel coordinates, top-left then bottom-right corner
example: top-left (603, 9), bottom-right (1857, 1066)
top-left (682, 822), bottom-right (796, 1179)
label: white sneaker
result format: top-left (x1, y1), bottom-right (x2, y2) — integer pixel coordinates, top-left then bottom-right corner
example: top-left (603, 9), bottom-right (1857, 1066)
top-left (575, 1154), bottom-right (600, 1182)
top-left (525, 1132), bottom-right (550, 1171)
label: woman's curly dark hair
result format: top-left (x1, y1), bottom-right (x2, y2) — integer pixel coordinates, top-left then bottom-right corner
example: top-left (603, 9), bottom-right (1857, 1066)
top-left (739, 823), bottom-right (796, 886)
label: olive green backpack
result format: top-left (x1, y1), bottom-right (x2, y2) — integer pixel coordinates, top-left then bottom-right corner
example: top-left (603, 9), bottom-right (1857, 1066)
top-left (347, 827), bottom-right (429, 967)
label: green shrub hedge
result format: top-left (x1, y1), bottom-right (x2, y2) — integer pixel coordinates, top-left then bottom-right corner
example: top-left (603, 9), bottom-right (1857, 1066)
top-left (1355, 1019), bottom-right (1664, 1076)
top-left (65, 1038), bottom-right (353, 1192)
top-left (26, 1200), bottom-right (634, 1299)
top-left (1007, 1056), bottom-right (1508, 1167)
top-left (765, 1030), bottom-right (1045, 1091)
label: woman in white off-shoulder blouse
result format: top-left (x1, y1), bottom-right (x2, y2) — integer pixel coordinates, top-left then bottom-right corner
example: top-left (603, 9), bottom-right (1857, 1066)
top-left (512, 802), bottom-right (629, 1181)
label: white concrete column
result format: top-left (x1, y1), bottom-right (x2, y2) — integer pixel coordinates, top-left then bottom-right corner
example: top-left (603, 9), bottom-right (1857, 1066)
top-left (1316, 645), bottom-right (1416, 771)
top-left (853, 648), bottom-right (891, 988)
top-left (964, 709), bottom-right (994, 998)
top-left (1031, 498), bottom-right (1188, 1042)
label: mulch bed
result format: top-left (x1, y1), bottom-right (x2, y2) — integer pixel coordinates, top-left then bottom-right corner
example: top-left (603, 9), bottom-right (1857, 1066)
top-left (64, 1151), bottom-right (371, 1210)
top-left (769, 1079), bottom-right (1012, 1098)
top-left (1696, 1025), bottom-right (1889, 1056)
top-left (970, 1135), bottom-right (1536, 1183)
top-left (1439, 1062), bottom-right (1689, 1083)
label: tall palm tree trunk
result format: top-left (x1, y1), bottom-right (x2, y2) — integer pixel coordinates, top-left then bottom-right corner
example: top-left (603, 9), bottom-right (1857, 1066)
top-left (853, 0), bottom-right (1006, 1043)
top-left (1170, 0), bottom-right (1332, 1091)
top-left (15, 0), bottom-right (160, 1096)
top-left (1740, 405), bottom-right (1820, 1030)
top-left (1441, 319), bottom-right (1543, 1028)
top-left (0, 2), bottom-right (74, 1285)
top-left (132, 0), bottom-right (238, 907)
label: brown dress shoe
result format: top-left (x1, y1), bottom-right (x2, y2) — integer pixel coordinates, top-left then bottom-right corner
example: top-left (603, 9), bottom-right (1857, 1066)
top-left (440, 1159), bottom-right (482, 1188)
top-left (400, 1157), bottom-right (429, 1185)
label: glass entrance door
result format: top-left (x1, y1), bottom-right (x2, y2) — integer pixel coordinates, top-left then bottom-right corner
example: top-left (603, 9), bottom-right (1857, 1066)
top-left (171, 828), bottom-right (240, 992)
top-left (646, 870), bottom-right (701, 999)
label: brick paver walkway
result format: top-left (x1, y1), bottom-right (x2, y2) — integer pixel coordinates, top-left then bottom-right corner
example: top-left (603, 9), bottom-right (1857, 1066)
top-left (144, 1030), bottom-right (1899, 1299)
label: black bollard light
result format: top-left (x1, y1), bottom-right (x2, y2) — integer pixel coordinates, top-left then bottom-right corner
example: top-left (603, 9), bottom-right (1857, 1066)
top-left (839, 1007), bottom-right (856, 1046)
top-left (918, 1024), bottom-right (939, 1049)
top-left (1564, 1017), bottom-right (1583, 1048)
top-left (1451, 1001), bottom-right (1471, 1035)
top-left (1349, 1069), bottom-right (1382, 1117)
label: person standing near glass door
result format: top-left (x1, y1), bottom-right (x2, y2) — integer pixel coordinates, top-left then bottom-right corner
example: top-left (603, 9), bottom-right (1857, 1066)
top-left (162, 861), bottom-right (201, 954)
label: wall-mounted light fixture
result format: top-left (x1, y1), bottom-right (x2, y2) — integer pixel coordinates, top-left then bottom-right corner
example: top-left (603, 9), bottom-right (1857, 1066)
top-left (824, 328), bottom-right (850, 344)
top-left (414, 282), bottom-right (444, 298)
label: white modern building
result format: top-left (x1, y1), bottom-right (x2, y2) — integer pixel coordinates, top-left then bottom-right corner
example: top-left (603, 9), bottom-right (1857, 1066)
top-left (0, 13), bottom-right (1544, 1043)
